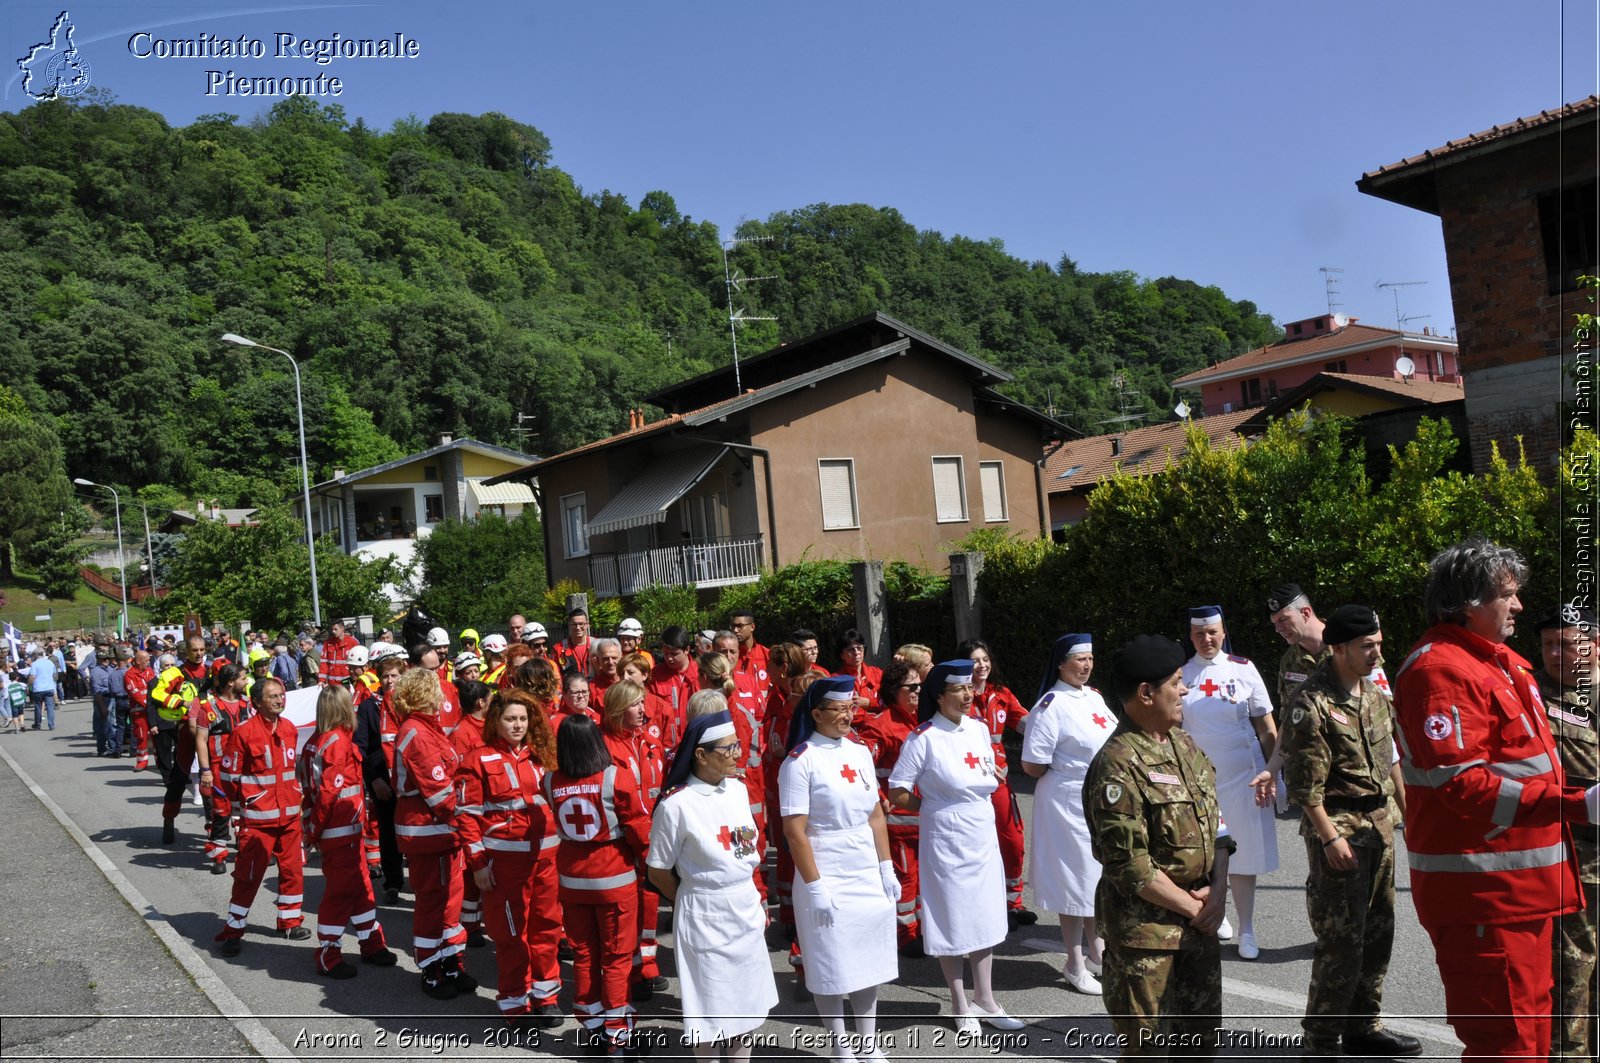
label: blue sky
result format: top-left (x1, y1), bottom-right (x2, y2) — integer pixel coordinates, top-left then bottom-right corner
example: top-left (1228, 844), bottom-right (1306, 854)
top-left (4, 1), bottom-right (1595, 337)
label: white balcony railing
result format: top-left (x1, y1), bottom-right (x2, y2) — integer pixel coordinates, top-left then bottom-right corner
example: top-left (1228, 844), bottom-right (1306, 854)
top-left (589, 534), bottom-right (764, 598)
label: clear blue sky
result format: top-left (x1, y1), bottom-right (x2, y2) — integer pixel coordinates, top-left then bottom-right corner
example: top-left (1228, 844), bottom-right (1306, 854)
top-left (5, 1), bottom-right (1595, 338)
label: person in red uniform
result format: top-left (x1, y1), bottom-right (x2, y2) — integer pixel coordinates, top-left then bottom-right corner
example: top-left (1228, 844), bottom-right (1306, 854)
top-left (647, 626), bottom-right (698, 754)
top-left (963, 637), bottom-right (1035, 929)
top-left (215, 677), bottom-right (308, 955)
top-left (153, 636), bottom-right (213, 845)
top-left (392, 667), bottom-right (478, 999)
top-left (457, 688), bottom-right (564, 1027)
top-left (319, 621), bottom-right (360, 686)
top-left (730, 610), bottom-right (772, 714)
top-left (620, 654), bottom-right (671, 748)
top-left (556, 608), bottom-right (594, 678)
top-left (544, 715), bottom-right (651, 1052)
top-left (124, 648), bottom-right (156, 772)
top-left (716, 631), bottom-right (766, 725)
top-left (599, 680), bottom-right (668, 999)
top-left (834, 628), bottom-right (883, 708)
top-left (855, 658), bottom-right (925, 956)
top-left (1394, 540), bottom-right (1600, 1060)
top-left (302, 683), bottom-right (396, 976)
top-left (590, 639), bottom-right (622, 702)
top-left (552, 672), bottom-right (601, 733)
top-left (616, 618), bottom-right (654, 671)
top-left (195, 663), bottom-right (251, 874)
top-left (449, 679), bottom-right (494, 948)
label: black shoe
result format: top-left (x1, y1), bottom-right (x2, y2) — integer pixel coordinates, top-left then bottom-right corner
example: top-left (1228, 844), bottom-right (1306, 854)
top-left (643, 974), bottom-right (667, 992)
top-left (280, 926), bottom-right (312, 941)
top-left (534, 1003), bottom-right (565, 1029)
top-left (319, 961), bottom-right (358, 980)
top-left (1342, 1029), bottom-right (1422, 1057)
top-left (361, 948), bottom-right (398, 967)
top-left (1007, 906), bottom-right (1038, 928)
top-left (444, 961), bottom-right (478, 993)
top-left (898, 937), bottom-right (926, 959)
top-left (420, 967), bottom-right (457, 1000)
top-left (211, 859), bottom-right (228, 875)
top-left (161, 821), bottom-right (176, 844)
top-left (219, 937), bottom-right (243, 957)
top-left (466, 926), bottom-right (488, 948)
top-left (558, 938), bottom-right (575, 961)
top-left (384, 888), bottom-right (401, 905)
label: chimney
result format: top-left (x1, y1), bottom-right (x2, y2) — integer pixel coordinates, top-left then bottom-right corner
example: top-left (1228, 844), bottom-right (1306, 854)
top-left (1111, 436), bottom-right (1122, 458)
top-left (437, 432), bottom-right (453, 446)
top-left (332, 467), bottom-right (346, 480)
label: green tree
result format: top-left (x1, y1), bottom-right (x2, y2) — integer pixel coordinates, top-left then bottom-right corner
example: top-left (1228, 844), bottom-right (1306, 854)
top-left (414, 512), bottom-right (547, 631)
top-left (21, 501), bottom-right (92, 599)
top-left (0, 385), bottom-right (75, 578)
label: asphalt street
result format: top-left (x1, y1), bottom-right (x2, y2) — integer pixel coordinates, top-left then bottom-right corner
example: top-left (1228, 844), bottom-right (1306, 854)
top-left (0, 697), bottom-right (1461, 1061)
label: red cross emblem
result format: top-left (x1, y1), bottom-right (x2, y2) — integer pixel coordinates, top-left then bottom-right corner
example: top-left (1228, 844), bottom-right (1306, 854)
top-left (1198, 679), bottom-right (1221, 697)
top-left (963, 752), bottom-right (981, 769)
top-left (1374, 675), bottom-right (1391, 693)
top-left (1092, 713), bottom-right (1109, 728)
top-left (559, 797), bottom-right (600, 840)
top-left (716, 825), bottom-right (734, 850)
top-left (840, 764), bottom-right (858, 784)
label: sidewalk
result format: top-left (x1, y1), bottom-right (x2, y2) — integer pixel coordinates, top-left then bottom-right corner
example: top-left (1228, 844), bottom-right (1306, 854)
top-left (0, 713), bottom-right (263, 1062)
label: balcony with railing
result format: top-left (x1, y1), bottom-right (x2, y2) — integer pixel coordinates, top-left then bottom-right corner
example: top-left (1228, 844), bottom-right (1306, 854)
top-left (588, 534), bottom-right (765, 598)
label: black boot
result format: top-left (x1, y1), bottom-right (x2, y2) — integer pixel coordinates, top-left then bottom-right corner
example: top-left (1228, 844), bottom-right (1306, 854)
top-left (420, 964), bottom-right (457, 1000)
top-left (161, 820), bottom-right (176, 844)
top-left (1341, 1029), bottom-right (1422, 1057)
top-left (444, 955), bottom-right (478, 993)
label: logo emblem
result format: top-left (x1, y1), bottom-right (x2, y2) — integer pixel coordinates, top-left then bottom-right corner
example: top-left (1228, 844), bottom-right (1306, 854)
top-left (1562, 603), bottom-right (1582, 626)
top-left (431, 765), bottom-right (445, 781)
top-left (17, 11), bottom-right (92, 101)
top-left (1104, 783), bottom-right (1123, 804)
top-left (1291, 706), bottom-right (1305, 725)
top-left (1423, 713), bottom-right (1453, 741)
top-left (333, 773), bottom-right (343, 788)
top-left (559, 796), bottom-right (602, 841)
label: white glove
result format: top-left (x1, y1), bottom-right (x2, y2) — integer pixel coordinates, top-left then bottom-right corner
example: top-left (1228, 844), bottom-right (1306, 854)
top-left (1586, 784), bottom-right (1600, 826)
top-left (879, 860), bottom-right (901, 901)
top-left (803, 878), bottom-right (837, 927)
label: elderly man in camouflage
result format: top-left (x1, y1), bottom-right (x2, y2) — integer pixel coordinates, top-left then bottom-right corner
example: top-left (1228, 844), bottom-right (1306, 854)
top-left (1086, 634), bottom-right (1232, 1058)
top-left (1277, 605), bottom-right (1420, 1058)
top-left (1537, 603), bottom-right (1598, 1061)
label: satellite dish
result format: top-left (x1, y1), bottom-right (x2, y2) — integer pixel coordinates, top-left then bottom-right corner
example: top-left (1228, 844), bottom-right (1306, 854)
top-left (1174, 401), bottom-right (1191, 419)
top-left (1395, 356), bottom-right (1415, 379)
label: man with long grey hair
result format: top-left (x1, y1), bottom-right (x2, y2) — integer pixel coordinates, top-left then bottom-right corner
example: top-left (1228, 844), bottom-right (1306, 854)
top-left (1393, 539), bottom-right (1599, 1060)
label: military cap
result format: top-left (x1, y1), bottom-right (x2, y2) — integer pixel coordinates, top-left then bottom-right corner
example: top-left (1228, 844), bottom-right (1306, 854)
top-left (1323, 604), bottom-right (1380, 645)
top-left (1111, 635), bottom-right (1186, 687)
top-left (1265, 583), bottom-right (1308, 614)
top-left (1535, 603), bottom-right (1598, 631)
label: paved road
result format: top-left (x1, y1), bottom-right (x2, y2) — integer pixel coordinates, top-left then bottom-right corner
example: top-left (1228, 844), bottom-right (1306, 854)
top-left (0, 698), bottom-right (1461, 1061)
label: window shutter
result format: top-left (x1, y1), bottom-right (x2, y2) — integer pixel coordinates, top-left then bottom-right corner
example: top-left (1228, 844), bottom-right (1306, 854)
top-left (818, 460), bottom-right (857, 529)
top-left (979, 461), bottom-right (1007, 522)
top-left (932, 457), bottom-right (966, 522)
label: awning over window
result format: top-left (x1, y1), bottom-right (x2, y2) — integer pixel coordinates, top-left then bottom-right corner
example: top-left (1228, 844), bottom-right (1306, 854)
top-left (469, 479), bottom-right (536, 506)
top-left (586, 445), bottom-right (729, 536)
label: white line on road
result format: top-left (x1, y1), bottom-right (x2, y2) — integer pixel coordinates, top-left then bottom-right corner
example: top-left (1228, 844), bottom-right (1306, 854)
top-left (0, 741), bottom-right (300, 1063)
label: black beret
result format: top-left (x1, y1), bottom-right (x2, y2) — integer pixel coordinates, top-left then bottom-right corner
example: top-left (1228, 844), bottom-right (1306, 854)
top-left (1265, 583), bottom-right (1307, 614)
top-left (1535, 604), bottom-right (1598, 631)
top-left (1110, 634), bottom-right (1187, 687)
top-left (1324, 604), bottom-right (1380, 645)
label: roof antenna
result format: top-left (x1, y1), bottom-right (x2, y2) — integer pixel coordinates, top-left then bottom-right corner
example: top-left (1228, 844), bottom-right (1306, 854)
top-left (1319, 266), bottom-right (1344, 316)
top-left (721, 236), bottom-right (778, 395)
top-left (1376, 279), bottom-right (1430, 367)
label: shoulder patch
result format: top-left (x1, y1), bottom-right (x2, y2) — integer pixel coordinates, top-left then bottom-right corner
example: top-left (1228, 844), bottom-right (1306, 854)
top-left (912, 719), bottom-right (935, 734)
top-left (1035, 692), bottom-right (1056, 711)
top-left (658, 785), bottom-right (686, 801)
top-left (846, 732), bottom-right (868, 746)
top-left (1227, 654), bottom-right (1251, 665)
top-left (787, 742), bottom-right (809, 758)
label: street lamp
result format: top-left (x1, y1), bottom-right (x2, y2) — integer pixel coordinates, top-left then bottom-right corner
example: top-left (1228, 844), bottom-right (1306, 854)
top-left (219, 332), bottom-right (323, 628)
top-left (74, 477), bottom-right (127, 636)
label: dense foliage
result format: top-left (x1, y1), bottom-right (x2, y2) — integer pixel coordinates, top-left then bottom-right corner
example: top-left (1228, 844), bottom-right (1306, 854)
top-left (411, 511), bottom-right (546, 633)
top-left (0, 384), bottom-right (76, 579)
top-left (1, 94), bottom-right (1278, 514)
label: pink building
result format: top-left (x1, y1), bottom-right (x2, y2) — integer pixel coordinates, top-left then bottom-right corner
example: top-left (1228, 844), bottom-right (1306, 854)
top-left (1171, 313), bottom-right (1459, 416)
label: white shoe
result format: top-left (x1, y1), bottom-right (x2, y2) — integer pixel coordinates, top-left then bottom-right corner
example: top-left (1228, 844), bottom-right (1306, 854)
top-left (953, 1013), bottom-right (981, 1036)
top-left (1216, 917), bottom-right (1234, 941)
top-left (1085, 955), bottom-right (1103, 976)
top-left (1064, 967), bottom-right (1102, 995)
top-left (1236, 931), bottom-right (1259, 960)
top-left (969, 1001), bottom-right (1026, 1030)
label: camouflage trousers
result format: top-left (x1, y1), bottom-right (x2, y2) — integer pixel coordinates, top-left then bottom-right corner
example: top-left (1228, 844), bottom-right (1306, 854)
top-left (1300, 834), bottom-right (1394, 1050)
top-left (1103, 935), bottom-right (1222, 1058)
top-left (1552, 874), bottom-right (1598, 1061)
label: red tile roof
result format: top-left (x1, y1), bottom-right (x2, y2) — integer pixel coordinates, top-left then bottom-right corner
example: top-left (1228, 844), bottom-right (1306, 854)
top-left (1170, 323), bottom-right (1452, 388)
top-left (1362, 96), bottom-right (1599, 181)
top-left (1044, 409), bottom-right (1256, 494)
top-left (1316, 371), bottom-right (1464, 404)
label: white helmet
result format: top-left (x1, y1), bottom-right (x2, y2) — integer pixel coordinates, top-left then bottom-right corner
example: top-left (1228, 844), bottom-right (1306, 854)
top-left (617, 618), bottom-right (644, 637)
top-left (346, 644), bottom-right (370, 669)
top-left (481, 633), bottom-right (507, 653)
top-left (523, 622), bottom-right (548, 642)
top-left (369, 642), bottom-right (405, 663)
top-left (454, 652), bottom-right (483, 672)
top-left (427, 626), bottom-right (450, 648)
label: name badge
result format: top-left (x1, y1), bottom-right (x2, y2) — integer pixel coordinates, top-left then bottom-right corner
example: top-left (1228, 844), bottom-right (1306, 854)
top-left (1549, 706), bottom-right (1592, 728)
top-left (1284, 672), bottom-right (1308, 684)
top-left (1329, 709), bottom-right (1350, 725)
top-left (1148, 771), bottom-right (1181, 785)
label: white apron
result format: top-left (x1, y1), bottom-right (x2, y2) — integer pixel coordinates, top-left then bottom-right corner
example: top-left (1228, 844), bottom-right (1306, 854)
top-left (1181, 653), bottom-right (1279, 876)
top-left (1024, 682), bottom-right (1115, 915)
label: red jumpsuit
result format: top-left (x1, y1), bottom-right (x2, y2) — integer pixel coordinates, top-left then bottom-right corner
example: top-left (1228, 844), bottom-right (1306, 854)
top-left (836, 662), bottom-right (884, 705)
top-left (303, 726), bottom-right (388, 972)
top-left (646, 663), bottom-right (696, 754)
top-left (972, 683), bottom-right (1029, 913)
top-left (1395, 622), bottom-right (1590, 1060)
top-left (196, 695), bottom-right (250, 869)
top-left (451, 715), bottom-right (489, 938)
top-left (394, 712), bottom-right (466, 973)
top-left (543, 765), bottom-right (651, 1047)
top-left (856, 699), bottom-right (922, 948)
top-left (124, 663), bottom-right (155, 771)
top-left (318, 634), bottom-right (359, 685)
top-left (735, 642), bottom-right (773, 716)
top-left (762, 686), bottom-right (800, 932)
top-left (603, 727), bottom-right (666, 984)
top-left (457, 737), bottom-right (563, 1018)
top-left (215, 712), bottom-right (305, 939)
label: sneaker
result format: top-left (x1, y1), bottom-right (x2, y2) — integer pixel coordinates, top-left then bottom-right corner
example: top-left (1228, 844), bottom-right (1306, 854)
top-left (1237, 931), bottom-right (1259, 960)
top-left (319, 961), bottom-right (358, 980)
top-left (279, 926), bottom-right (312, 941)
top-left (420, 967), bottom-right (458, 1000)
top-left (211, 859), bottom-right (228, 875)
top-left (630, 979), bottom-right (655, 1003)
top-left (444, 961), bottom-right (478, 993)
top-left (219, 937), bottom-right (243, 957)
top-left (1216, 916), bottom-right (1234, 941)
top-left (1007, 906), bottom-right (1039, 928)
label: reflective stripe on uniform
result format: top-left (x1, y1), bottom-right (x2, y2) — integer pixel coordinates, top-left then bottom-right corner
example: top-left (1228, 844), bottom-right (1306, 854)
top-left (1490, 777), bottom-right (1524, 829)
top-left (396, 823), bottom-right (454, 837)
top-left (484, 838), bottom-right (532, 852)
top-left (320, 823), bottom-right (362, 840)
top-left (1408, 842), bottom-right (1567, 874)
top-left (559, 869), bottom-right (636, 891)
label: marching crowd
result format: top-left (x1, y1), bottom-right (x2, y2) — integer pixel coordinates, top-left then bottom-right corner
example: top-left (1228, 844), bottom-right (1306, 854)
top-left (2, 537), bottom-right (1596, 1061)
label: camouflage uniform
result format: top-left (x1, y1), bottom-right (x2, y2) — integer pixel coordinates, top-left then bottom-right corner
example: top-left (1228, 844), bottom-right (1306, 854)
top-left (1280, 659), bottom-right (1397, 1055)
top-left (1086, 721), bottom-right (1235, 1059)
top-left (1540, 670), bottom-right (1599, 1062)
top-left (1276, 642), bottom-right (1328, 730)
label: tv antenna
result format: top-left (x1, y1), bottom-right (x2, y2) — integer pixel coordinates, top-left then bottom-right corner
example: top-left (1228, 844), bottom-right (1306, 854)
top-left (1094, 368), bottom-right (1149, 427)
top-left (1319, 266), bottom-right (1344, 316)
top-left (721, 236), bottom-right (778, 394)
top-left (1375, 279), bottom-right (1430, 331)
top-left (511, 411), bottom-right (536, 440)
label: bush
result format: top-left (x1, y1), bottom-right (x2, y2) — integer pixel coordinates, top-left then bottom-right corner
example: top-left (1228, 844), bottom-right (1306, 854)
top-left (541, 578), bottom-right (622, 637)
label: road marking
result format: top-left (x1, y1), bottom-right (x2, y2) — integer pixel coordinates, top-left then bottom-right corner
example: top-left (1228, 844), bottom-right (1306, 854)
top-left (0, 741), bottom-right (300, 1063)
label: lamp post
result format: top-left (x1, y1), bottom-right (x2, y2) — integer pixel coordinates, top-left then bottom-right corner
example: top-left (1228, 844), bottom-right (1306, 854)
top-left (75, 477), bottom-right (128, 636)
top-left (219, 333), bottom-right (322, 628)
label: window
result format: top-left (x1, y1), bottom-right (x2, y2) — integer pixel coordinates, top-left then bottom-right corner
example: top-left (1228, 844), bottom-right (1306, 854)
top-left (979, 461), bottom-right (1008, 523)
top-left (1240, 378), bottom-right (1262, 406)
top-left (1267, 379), bottom-right (1279, 400)
top-left (424, 494), bottom-right (444, 523)
top-left (818, 460), bottom-right (859, 530)
top-left (1323, 360), bottom-right (1347, 373)
top-left (684, 491), bottom-right (729, 541)
top-left (561, 493), bottom-right (589, 558)
top-left (423, 465), bottom-right (439, 481)
top-left (931, 456), bottom-right (967, 523)
top-left (1539, 180), bottom-right (1598, 294)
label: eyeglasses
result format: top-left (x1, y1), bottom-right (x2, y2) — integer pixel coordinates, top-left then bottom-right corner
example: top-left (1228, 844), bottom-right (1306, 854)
top-left (705, 741), bottom-right (742, 757)
top-left (902, 683), bottom-right (922, 692)
top-left (817, 703), bottom-right (854, 715)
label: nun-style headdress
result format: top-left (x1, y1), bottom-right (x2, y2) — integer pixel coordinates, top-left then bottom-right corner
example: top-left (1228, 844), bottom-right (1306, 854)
top-left (1037, 632), bottom-right (1092, 704)
top-left (786, 674), bottom-right (854, 752)
top-left (1188, 605), bottom-right (1232, 655)
top-left (917, 659), bottom-right (976, 722)
top-left (662, 710), bottom-right (737, 791)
